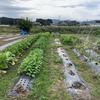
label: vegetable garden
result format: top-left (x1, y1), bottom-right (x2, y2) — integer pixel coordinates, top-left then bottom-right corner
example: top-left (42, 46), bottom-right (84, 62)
top-left (0, 27), bottom-right (100, 100)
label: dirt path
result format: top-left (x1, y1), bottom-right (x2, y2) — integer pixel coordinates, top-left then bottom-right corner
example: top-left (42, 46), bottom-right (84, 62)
top-left (0, 34), bottom-right (29, 46)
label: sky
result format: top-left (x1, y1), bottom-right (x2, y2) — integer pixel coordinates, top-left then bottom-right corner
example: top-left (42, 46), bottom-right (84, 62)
top-left (0, 0), bottom-right (100, 21)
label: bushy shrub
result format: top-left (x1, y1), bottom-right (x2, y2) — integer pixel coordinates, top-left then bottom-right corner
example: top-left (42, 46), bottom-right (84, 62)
top-left (17, 17), bottom-right (32, 33)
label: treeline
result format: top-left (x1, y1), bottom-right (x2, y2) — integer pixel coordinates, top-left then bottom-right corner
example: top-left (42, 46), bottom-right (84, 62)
top-left (36, 19), bottom-right (52, 26)
top-left (0, 17), bottom-right (53, 26)
top-left (0, 17), bottom-right (19, 25)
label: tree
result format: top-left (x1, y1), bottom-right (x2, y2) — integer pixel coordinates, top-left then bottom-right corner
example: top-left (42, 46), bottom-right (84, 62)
top-left (36, 18), bottom-right (52, 26)
top-left (17, 17), bottom-right (32, 33)
top-left (0, 17), bottom-right (17, 25)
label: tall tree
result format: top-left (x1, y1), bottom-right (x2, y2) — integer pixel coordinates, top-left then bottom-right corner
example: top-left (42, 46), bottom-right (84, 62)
top-left (17, 17), bottom-right (32, 33)
top-left (36, 18), bottom-right (52, 26)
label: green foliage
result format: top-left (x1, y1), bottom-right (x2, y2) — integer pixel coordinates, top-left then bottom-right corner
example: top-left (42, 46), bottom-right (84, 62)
top-left (3, 35), bottom-right (38, 56)
top-left (18, 33), bottom-right (50, 77)
top-left (0, 52), bottom-right (17, 70)
top-left (18, 49), bottom-right (43, 77)
top-left (53, 53), bottom-right (62, 63)
top-left (17, 17), bottom-right (32, 33)
top-left (0, 35), bottom-right (39, 70)
top-left (0, 17), bottom-right (17, 25)
top-left (36, 18), bottom-right (52, 26)
top-left (51, 32), bottom-right (61, 38)
top-left (61, 35), bottom-right (80, 45)
top-left (18, 32), bottom-right (50, 77)
top-left (32, 36), bottom-right (48, 50)
top-left (0, 53), bottom-right (8, 69)
top-left (0, 32), bottom-right (50, 70)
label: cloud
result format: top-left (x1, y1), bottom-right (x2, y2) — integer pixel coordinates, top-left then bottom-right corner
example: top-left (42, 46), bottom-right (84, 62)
top-left (0, 5), bottom-right (32, 11)
top-left (0, 0), bottom-right (100, 21)
top-left (59, 5), bottom-right (84, 8)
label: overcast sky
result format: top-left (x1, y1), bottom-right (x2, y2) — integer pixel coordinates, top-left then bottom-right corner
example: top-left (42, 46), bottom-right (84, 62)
top-left (0, 0), bottom-right (100, 21)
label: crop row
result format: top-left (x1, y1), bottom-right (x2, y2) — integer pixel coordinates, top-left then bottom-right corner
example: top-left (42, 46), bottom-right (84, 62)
top-left (0, 32), bottom-right (49, 70)
top-left (0, 35), bottom-right (39, 70)
top-left (18, 33), bottom-right (50, 77)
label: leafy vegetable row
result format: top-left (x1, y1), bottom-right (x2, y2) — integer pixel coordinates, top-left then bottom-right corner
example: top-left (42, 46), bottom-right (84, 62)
top-left (18, 33), bottom-right (50, 77)
top-left (18, 49), bottom-right (43, 77)
top-left (0, 32), bottom-right (50, 70)
top-left (0, 35), bottom-right (39, 70)
top-left (3, 35), bottom-right (39, 56)
top-left (0, 51), bottom-right (17, 70)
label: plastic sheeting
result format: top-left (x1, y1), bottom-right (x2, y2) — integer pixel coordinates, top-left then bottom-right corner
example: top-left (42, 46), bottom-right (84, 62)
top-left (57, 47), bottom-right (90, 100)
top-left (73, 48), bottom-right (100, 74)
top-left (3, 36), bottom-right (22, 41)
top-left (7, 75), bottom-right (34, 97)
top-left (88, 61), bottom-right (100, 74)
top-left (0, 39), bottom-right (22, 51)
top-left (73, 48), bottom-right (89, 62)
top-left (86, 49), bottom-right (100, 60)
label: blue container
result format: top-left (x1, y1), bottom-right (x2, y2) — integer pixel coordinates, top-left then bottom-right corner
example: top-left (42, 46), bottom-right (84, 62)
top-left (20, 29), bottom-right (27, 35)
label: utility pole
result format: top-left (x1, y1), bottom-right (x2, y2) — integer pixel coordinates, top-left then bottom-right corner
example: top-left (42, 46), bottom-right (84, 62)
top-left (59, 15), bottom-right (61, 21)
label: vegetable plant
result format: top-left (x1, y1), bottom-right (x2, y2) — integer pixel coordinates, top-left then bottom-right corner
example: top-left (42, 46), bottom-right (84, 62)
top-left (18, 49), bottom-right (43, 77)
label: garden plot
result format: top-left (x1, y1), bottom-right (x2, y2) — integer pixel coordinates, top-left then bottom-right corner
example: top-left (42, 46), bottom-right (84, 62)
top-left (5, 33), bottom-right (50, 98)
top-left (0, 32), bottom-right (100, 99)
top-left (55, 39), bottom-right (90, 100)
top-left (73, 48), bottom-right (100, 74)
top-left (0, 39), bottom-right (22, 51)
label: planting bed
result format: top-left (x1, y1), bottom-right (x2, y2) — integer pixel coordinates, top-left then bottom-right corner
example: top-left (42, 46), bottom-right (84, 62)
top-left (60, 34), bottom-right (100, 100)
top-left (5, 32), bottom-right (50, 98)
top-left (0, 31), bottom-right (100, 100)
top-left (56, 39), bottom-right (90, 100)
top-left (73, 48), bottom-right (100, 74)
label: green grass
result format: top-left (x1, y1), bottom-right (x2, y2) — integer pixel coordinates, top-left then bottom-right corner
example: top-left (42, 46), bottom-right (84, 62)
top-left (27, 36), bottom-right (70, 100)
top-left (0, 26), bottom-right (19, 34)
